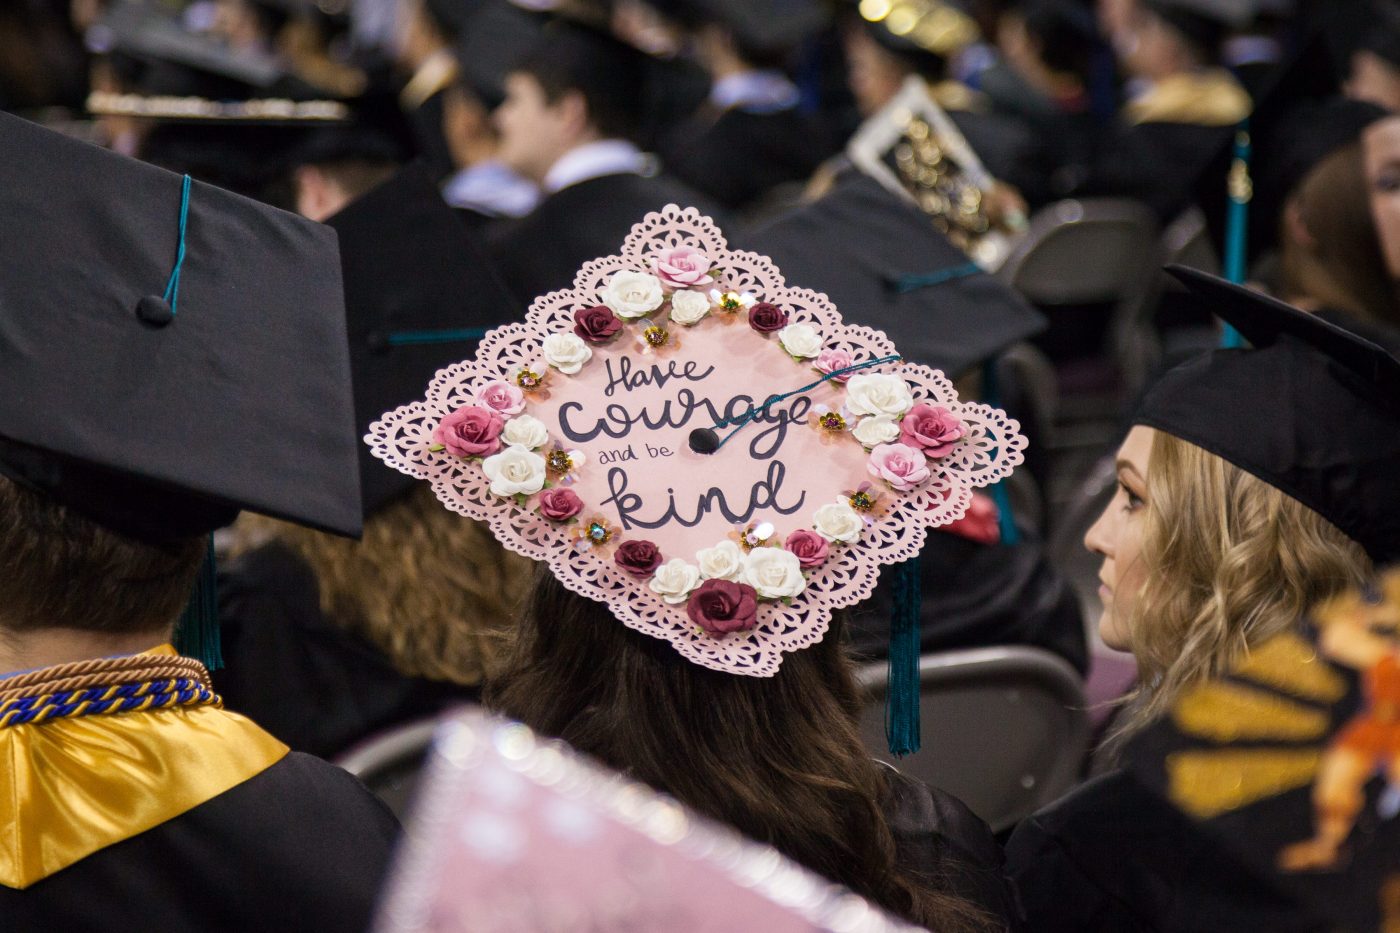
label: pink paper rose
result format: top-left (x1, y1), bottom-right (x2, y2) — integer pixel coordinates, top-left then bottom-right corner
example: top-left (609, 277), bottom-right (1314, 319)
top-left (651, 246), bottom-right (713, 288)
top-left (686, 579), bottom-right (759, 635)
top-left (899, 404), bottom-right (966, 457)
top-left (538, 487), bottom-right (584, 522)
top-left (814, 348), bottom-right (854, 383)
top-left (433, 405), bottom-right (503, 458)
top-left (867, 443), bottom-right (931, 492)
top-left (475, 380), bottom-right (526, 416)
top-left (785, 529), bottom-right (830, 568)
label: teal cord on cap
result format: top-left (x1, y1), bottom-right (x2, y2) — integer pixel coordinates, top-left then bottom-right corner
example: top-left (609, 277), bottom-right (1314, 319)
top-left (1221, 122), bottom-right (1250, 349)
top-left (163, 174), bottom-right (192, 316)
top-left (892, 262), bottom-right (982, 294)
top-left (387, 327), bottom-right (489, 346)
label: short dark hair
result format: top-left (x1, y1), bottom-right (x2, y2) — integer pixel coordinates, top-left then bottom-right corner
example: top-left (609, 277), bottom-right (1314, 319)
top-left (0, 476), bottom-right (205, 635)
top-left (511, 23), bottom-right (647, 142)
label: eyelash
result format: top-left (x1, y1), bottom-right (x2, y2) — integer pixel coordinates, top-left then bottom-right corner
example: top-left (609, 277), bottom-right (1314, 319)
top-left (1375, 172), bottom-right (1400, 194)
top-left (1118, 480), bottom-right (1144, 512)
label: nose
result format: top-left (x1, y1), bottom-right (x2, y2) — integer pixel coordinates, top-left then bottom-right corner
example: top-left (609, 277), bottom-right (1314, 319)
top-left (1084, 496), bottom-right (1114, 558)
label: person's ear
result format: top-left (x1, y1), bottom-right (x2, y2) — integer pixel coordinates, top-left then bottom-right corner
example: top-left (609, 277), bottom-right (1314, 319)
top-left (294, 165), bottom-right (336, 222)
top-left (1284, 197), bottom-right (1318, 251)
top-left (557, 89), bottom-right (592, 138)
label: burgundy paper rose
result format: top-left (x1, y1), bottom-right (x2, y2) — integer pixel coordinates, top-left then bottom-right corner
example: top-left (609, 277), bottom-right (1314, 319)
top-left (573, 305), bottom-right (623, 345)
top-left (784, 529), bottom-right (830, 569)
top-left (538, 487), bottom-right (584, 522)
top-left (899, 403), bottom-right (966, 457)
top-left (433, 404), bottom-right (503, 458)
top-left (747, 302), bottom-right (789, 333)
top-left (686, 579), bottom-right (759, 635)
top-left (614, 539), bottom-right (663, 576)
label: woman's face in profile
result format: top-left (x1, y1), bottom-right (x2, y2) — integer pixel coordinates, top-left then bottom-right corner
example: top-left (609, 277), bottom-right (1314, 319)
top-left (1363, 116), bottom-right (1400, 280)
top-left (1084, 425), bottom-right (1154, 651)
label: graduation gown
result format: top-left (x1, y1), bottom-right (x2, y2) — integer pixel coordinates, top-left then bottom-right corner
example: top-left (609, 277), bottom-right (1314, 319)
top-left (487, 171), bottom-right (723, 303)
top-left (0, 648), bottom-right (399, 933)
top-left (214, 541), bottom-right (475, 760)
top-left (661, 107), bottom-right (832, 212)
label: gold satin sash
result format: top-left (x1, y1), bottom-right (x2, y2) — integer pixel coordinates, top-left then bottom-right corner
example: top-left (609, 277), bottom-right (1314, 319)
top-left (1124, 69), bottom-right (1251, 127)
top-left (0, 649), bottom-right (287, 890)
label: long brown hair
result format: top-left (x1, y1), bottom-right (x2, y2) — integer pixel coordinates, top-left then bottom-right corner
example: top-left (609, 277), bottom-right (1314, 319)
top-left (487, 569), bottom-right (993, 932)
top-left (231, 484), bottom-right (532, 685)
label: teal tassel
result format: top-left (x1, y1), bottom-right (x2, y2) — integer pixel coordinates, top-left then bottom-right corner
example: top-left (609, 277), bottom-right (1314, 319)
top-left (174, 535), bottom-right (222, 670)
top-left (1221, 120), bottom-right (1251, 348)
top-left (980, 359), bottom-right (1020, 545)
top-left (886, 557), bottom-right (923, 757)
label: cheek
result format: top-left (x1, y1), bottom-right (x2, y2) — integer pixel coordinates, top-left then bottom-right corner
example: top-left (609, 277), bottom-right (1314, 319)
top-left (1374, 198), bottom-right (1400, 278)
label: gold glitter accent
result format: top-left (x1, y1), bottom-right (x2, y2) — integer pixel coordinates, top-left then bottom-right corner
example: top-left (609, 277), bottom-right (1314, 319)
top-left (894, 115), bottom-right (991, 254)
top-left (586, 522), bottom-right (612, 544)
top-left (719, 292), bottom-right (743, 311)
top-left (819, 412), bottom-right (847, 432)
top-left (1167, 749), bottom-right (1320, 820)
top-left (545, 449), bottom-right (573, 474)
top-left (1173, 682), bottom-right (1329, 743)
top-left (516, 368), bottom-right (542, 388)
top-left (848, 491), bottom-right (875, 512)
top-left (1233, 631), bottom-right (1347, 704)
top-left (643, 326), bottom-right (669, 347)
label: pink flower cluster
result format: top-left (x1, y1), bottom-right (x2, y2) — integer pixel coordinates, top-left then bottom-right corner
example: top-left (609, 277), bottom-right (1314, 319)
top-left (651, 246), bottom-right (713, 289)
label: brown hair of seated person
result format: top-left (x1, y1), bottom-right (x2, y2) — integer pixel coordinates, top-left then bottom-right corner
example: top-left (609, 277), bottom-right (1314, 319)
top-left (487, 568), bottom-right (994, 932)
top-left (1282, 142), bottom-right (1400, 330)
top-left (0, 476), bottom-right (205, 635)
top-left (231, 483), bottom-right (532, 686)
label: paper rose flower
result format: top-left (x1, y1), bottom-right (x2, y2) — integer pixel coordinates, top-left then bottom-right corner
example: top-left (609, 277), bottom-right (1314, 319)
top-left (784, 529), bottom-right (830, 569)
top-left (778, 323), bottom-right (822, 359)
top-left (814, 348), bottom-right (854, 383)
top-left (696, 539), bottom-right (745, 581)
top-left (433, 405), bottom-right (504, 459)
top-left (649, 558), bottom-right (702, 604)
top-left (573, 305), bottom-right (623, 345)
top-left (615, 539), bottom-right (664, 577)
top-left (669, 289), bottom-right (711, 326)
top-left (475, 381), bottom-right (526, 416)
top-left (542, 332), bottom-right (593, 375)
top-left (851, 415), bottom-right (901, 448)
top-left (602, 270), bottom-right (664, 319)
top-left (501, 413), bottom-right (549, 449)
top-left (740, 546), bottom-right (806, 600)
top-left (650, 246), bottom-right (713, 289)
top-left (867, 443), bottom-right (931, 492)
top-left (538, 487), bottom-right (583, 522)
top-left (686, 579), bottom-right (758, 635)
top-left (482, 446), bottom-right (546, 497)
top-left (899, 404), bottom-right (966, 457)
top-left (844, 373), bottom-right (914, 418)
top-left (747, 302), bottom-right (789, 334)
top-left (812, 500), bottom-right (863, 544)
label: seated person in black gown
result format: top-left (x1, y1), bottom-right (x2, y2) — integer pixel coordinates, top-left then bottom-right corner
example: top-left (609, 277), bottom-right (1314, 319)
top-left (215, 163), bottom-right (532, 760)
top-left (1005, 271), bottom-right (1397, 931)
top-left (0, 114), bottom-right (396, 933)
top-left (487, 21), bottom-right (720, 303)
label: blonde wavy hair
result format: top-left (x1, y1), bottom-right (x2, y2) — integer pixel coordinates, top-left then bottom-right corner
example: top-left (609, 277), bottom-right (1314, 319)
top-left (230, 483), bottom-right (532, 685)
top-left (1118, 430), bottom-right (1373, 734)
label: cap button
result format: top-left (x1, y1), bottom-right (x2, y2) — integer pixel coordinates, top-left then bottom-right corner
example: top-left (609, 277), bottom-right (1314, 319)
top-left (688, 428), bottom-right (720, 455)
top-left (136, 295), bottom-right (175, 327)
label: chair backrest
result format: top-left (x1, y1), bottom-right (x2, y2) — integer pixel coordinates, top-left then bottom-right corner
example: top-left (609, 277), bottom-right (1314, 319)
top-left (998, 198), bottom-right (1161, 306)
top-left (855, 646), bottom-right (1089, 832)
top-left (1160, 206), bottom-right (1220, 274)
top-left (335, 717), bottom-right (440, 819)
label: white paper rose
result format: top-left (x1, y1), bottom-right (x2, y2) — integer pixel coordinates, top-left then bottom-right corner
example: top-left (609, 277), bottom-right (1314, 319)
top-left (649, 558), bottom-right (702, 604)
top-left (777, 323), bottom-right (822, 359)
top-left (542, 332), bottom-right (593, 374)
top-left (740, 546), bottom-right (807, 600)
top-left (501, 414), bottom-right (549, 449)
top-left (481, 447), bottom-right (546, 497)
top-left (603, 270), bottom-right (665, 319)
top-left (812, 501), bottom-right (863, 544)
top-left (851, 415), bottom-right (901, 448)
top-left (669, 289), bottom-right (711, 326)
top-left (844, 373), bottom-right (915, 418)
top-left (696, 540), bottom-right (745, 581)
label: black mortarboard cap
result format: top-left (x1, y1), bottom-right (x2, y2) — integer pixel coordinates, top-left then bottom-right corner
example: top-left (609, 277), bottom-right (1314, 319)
top-left (1134, 266), bottom-right (1400, 563)
top-left (1143, 0), bottom-right (1252, 56)
top-left (327, 163), bottom-right (518, 515)
top-left (648, 0), bottom-right (829, 53)
top-left (747, 172), bottom-right (1045, 377)
top-left (423, 0), bottom-right (483, 38)
top-left (452, 0), bottom-right (547, 109)
top-left (0, 113), bottom-right (362, 545)
top-left (1353, 0), bottom-right (1400, 69)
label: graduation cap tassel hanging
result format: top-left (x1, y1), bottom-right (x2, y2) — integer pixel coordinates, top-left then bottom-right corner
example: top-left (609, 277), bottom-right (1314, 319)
top-left (886, 556), bottom-right (922, 756)
top-left (174, 535), bottom-right (223, 670)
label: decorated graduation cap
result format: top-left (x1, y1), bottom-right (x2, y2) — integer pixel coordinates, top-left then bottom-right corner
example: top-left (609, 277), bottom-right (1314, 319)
top-left (0, 111), bottom-right (363, 545)
top-left (367, 205), bottom-right (1025, 753)
top-left (748, 171), bottom-right (1044, 379)
top-left (1135, 267), bottom-right (1400, 563)
top-left (328, 162), bottom-right (518, 516)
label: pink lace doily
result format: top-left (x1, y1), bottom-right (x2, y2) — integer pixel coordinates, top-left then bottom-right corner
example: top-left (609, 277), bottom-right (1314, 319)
top-left (366, 205), bottom-right (1025, 676)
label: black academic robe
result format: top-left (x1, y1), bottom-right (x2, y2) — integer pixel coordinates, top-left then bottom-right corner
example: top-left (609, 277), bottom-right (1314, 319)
top-left (214, 541), bottom-right (475, 760)
top-left (1081, 121), bottom-right (1233, 223)
top-left (661, 107), bottom-right (832, 212)
top-left (487, 171), bottom-right (723, 304)
top-left (849, 529), bottom-right (1088, 675)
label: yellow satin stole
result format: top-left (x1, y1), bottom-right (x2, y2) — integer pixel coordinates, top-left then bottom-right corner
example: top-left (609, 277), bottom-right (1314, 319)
top-left (0, 646), bottom-right (287, 890)
top-left (1124, 69), bottom-right (1252, 127)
